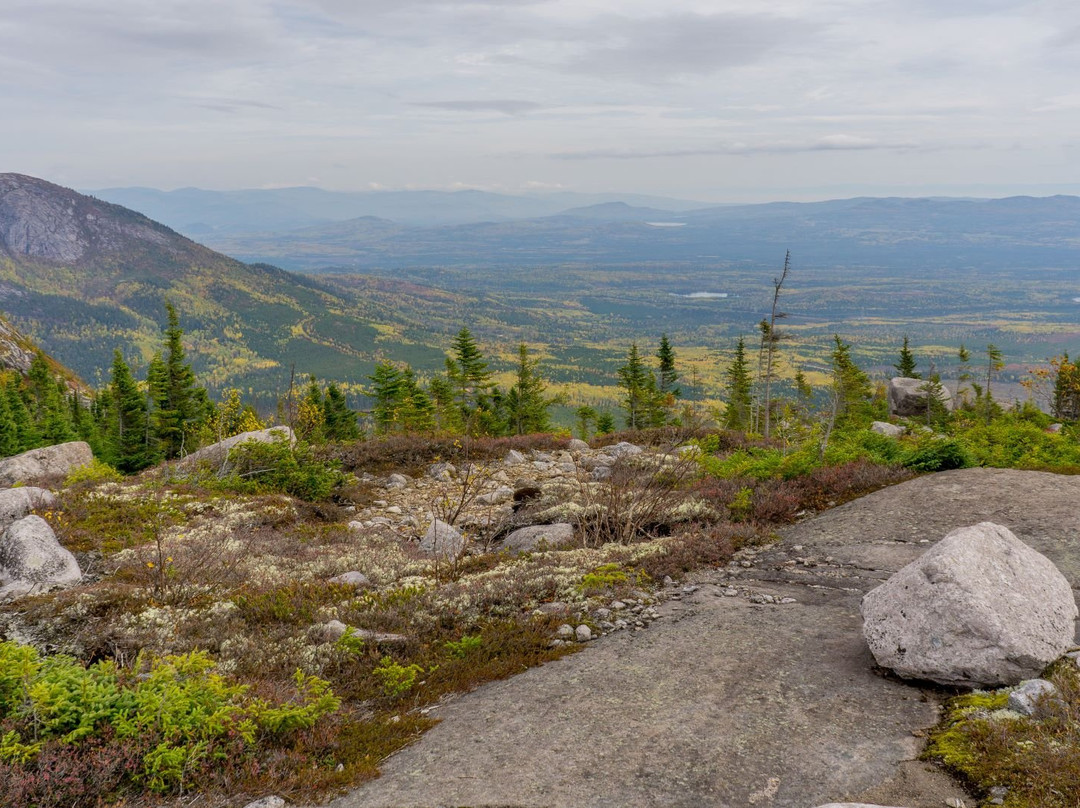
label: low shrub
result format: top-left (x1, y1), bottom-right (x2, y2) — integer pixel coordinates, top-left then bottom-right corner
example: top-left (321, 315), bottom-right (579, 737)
top-left (901, 437), bottom-right (972, 472)
top-left (336, 433), bottom-right (570, 476)
top-left (0, 643), bottom-right (340, 803)
top-left (210, 439), bottom-right (347, 501)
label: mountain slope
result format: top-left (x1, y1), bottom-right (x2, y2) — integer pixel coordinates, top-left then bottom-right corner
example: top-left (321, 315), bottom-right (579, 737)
top-left (0, 174), bottom-right (441, 397)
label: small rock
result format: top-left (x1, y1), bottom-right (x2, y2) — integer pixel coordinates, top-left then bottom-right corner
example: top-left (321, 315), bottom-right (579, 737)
top-left (556, 624), bottom-right (575, 640)
top-left (602, 441), bottom-right (643, 459)
top-left (242, 797), bottom-right (286, 808)
top-left (536, 601), bottom-right (571, 617)
top-left (420, 519), bottom-right (466, 560)
top-left (870, 421), bottom-right (905, 437)
top-left (386, 505), bottom-right (402, 515)
top-left (567, 438), bottom-right (589, 452)
top-left (611, 600), bottom-right (627, 610)
top-left (502, 523), bottom-right (574, 553)
top-left (988, 786), bottom-right (1009, 805)
top-left (779, 597), bottom-right (797, 605)
top-left (599, 620), bottom-right (615, 632)
top-left (427, 462), bottom-right (456, 482)
top-left (595, 607), bottom-right (612, 620)
top-left (0, 487), bottom-right (57, 528)
top-left (373, 499), bottom-right (387, 507)
top-left (723, 587), bottom-right (739, 597)
top-left (329, 571), bottom-right (371, 588)
top-left (1008, 678), bottom-right (1061, 717)
top-left (575, 625), bottom-right (593, 642)
top-left (476, 486), bottom-right (515, 506)
top-left (387, 473), bottom-right (409, 488)
top-left (505, 450), bottom-right (527, 465)
top-left (590, 466), bottom-right (612, 481)
top-left (663, 576), bottom-right (675, 587)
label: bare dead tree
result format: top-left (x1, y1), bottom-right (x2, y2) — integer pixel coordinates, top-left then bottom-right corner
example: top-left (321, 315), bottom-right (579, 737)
top-left (762, 250), bottom-right (791, 439)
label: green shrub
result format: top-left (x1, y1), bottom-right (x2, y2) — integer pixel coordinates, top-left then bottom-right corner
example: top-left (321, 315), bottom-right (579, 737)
top-left (0, 642), bottom-right (339, 794)
top-left (372, 658), bottom-right (425, 698)
top-left (444, 635), bottom-right (483, 659)
top-left (209, 438), bottom-right (347, 501)
top-left (63, 459), bottom-right (122, 487)
top-left (901, 438), bottom-right (972, 472)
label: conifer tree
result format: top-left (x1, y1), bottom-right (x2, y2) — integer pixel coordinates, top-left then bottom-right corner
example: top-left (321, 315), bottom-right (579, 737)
top-left (574, 406), bottom-right (598, 441)
top-left (894, 336), bottom-right (919, 378)
top-left (723, 337), bottom-right (753, 431)
top-left (399, 368), bottom-right (436, 433)
top-left (656, 335), bottom-right (680, 397)
top-left (829, 335), bottom-right (872, 428)
top-left (5, 375), bottom-right (38, 451)
top-left (149, 304), bottom-right (207, 458)
top-left (323, 382), bottom-right (359, 441)
top-left (446, 328), bottom-right (493, 429)
top-left (596, 411), bottom-right (616, 434)
top-left (0, 380), bottom-right (17, 457)
top-left (297, 376), bottom-right (326, 442)
top-left (617, 344), bottom-right (655, 429)
top-left (105, 350), bottom-right (151, 473)
top-left (505, 344), bottom-right (553, 435)
top-left (369, 362), bottom-right (405, 435)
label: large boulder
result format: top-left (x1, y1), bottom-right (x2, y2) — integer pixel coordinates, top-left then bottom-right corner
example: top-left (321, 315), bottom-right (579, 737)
top-left (0, 441), bottom-right (93, 486)
top-left (0, 515), bottom-right (81, 599)
top-left (862, 522), bottom-right (1078, 687)
top-left (420, 518), bottom-right (466, 560)
top-left (0, 487), bottom-right (57, 528)
top-left (179, 427), bottom-right (294, 473)
top-left (502, 523), bottom-right (574, 553)
top-left (887, 376), bottom-right (953, 418)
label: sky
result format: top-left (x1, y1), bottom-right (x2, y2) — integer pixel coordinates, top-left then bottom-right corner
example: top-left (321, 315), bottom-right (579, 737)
top-left (3, 0), bottom-right (1080, 202)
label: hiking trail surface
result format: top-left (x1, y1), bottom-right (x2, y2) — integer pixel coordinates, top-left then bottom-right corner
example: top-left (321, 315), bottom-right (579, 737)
top-left (325, 468), bottom-right (1080, 808)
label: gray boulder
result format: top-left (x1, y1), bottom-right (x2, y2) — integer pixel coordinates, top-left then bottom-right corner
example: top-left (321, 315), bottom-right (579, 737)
top-left (502, 523), bottom-right (574, 553)
top-left (476, 486), bottom-right (514, 506)
top-left (602, 441), bottom-right (643, 459)
top-left (567, 439), bottom-right (589, 452)
top-left (0, 487), bottom-right (57, 528)
top-left (180, 427), bottom-right (294, 473)
top-left (504, 449), bottom-right (527, 465)
top-left (427, 462), bottom-right (456, 482)
top-left (0, 441), bottom-right (94, 486)
top-left (870, 421), bottom-right (904, 438)
top-left (386, 473), bottom-right (410, 489)
top-left (887, 376), bottom-right (954, 417)
top-left (0, 515), bottom-right (82, 599)
top-left (420, 518), bottom-right (466, 560)
top-left (1008, 678), bottom-right (1062, 717)
top-left (329, 571), bottom-right (371, 588)
top-left (862, 522), bottom-right (1078, 687)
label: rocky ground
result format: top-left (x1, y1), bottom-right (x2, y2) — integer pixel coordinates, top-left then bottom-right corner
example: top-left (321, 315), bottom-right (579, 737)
top-left (324, 467), bottom-right (1080, 808)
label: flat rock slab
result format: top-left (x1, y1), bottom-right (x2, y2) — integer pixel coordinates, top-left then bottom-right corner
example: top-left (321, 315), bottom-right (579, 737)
top-left (330, 582), bottom-right (938, 808)
top-left (328, 468), bottom-right (1080, 808)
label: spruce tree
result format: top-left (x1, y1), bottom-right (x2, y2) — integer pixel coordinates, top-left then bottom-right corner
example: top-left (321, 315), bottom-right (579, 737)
top-left (894, 336), bottom-right (919, 378)
top-left (369, 362), bottom-right (405, 434)
top-left (723, 337), bottom-right (753, 431)
top-left (323, 382), bottom-right (359, 441)
top-left (150, 304), bottom-right (206, 458)
top-left (617, 344), bottom-right (653, 429)
top-left (656, 335), bottom-right (680, 397)
top-left (399, 368), bottom-right (436, 433)
top-left (506, 344), bottom-right (552, 435)
top-left (829, 335), bottom-right (872, 428)
top-left (0, 381), bottom-right (17, 457)
top-left (446, 327), bottom-right (493, 429)
top-left (105, 350), bottom-right (151, 473)
top-left (5, 375), bottom-right (38, 451)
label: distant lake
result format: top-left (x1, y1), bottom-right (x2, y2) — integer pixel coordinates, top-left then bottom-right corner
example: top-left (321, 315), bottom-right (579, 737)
top-left (645, 221), bottom-right (687, 228)
top-left (669, 292), bottom-right (728, 299)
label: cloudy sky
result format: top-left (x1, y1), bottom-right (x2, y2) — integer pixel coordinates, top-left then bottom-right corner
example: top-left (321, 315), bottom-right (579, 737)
top-left (3, 0), bottom-right (1080, 201)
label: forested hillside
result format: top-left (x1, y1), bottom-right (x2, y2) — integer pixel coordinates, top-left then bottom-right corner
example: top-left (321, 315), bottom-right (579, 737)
top-left (0, 174), bottom-right (442, 399)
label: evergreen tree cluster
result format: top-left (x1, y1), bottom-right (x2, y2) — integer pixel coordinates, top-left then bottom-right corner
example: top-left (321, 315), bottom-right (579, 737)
top-left (368, 328), bottom-right (561, 438)
top-left (614, 335), bottom-right (681, 430)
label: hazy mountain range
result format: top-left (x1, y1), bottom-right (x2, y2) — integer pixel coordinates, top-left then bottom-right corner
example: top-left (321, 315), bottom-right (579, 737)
top-left (91, 186), bottom-right (1080, 272)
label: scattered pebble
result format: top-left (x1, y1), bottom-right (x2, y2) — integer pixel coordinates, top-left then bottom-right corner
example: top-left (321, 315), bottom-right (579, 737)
top-left (575, 625), bottom-right (593, 642)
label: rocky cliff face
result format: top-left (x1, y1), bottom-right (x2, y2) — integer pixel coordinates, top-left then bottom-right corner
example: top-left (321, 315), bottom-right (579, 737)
top-left (0, 313), bottom-right (37, 375)
top-left (0, 173), bottom-right (174, 264)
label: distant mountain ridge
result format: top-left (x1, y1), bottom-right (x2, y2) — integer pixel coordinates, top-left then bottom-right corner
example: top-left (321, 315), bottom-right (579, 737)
top-left (0, 173), bottom-right (440, 397)
top-left (191, 192), bottom-right (1080, 271)
top-left (87, 185), bottom-right (714, 233)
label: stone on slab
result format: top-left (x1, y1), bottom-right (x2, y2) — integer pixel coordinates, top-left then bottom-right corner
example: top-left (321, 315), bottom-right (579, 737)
top-left (179, 427), bottom-right (294, 473)
top-left (1008, 678), bottom-right (1062, 717)
top-left (862, 522), bottom-right (1078, 687)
